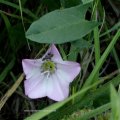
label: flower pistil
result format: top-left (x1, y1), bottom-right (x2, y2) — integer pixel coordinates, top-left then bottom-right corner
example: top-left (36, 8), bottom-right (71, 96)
top-left (41, 60), bottom-right (56, 74)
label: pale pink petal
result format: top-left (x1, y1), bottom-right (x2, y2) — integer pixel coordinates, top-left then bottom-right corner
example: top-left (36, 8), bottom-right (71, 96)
top-left (46, 61), bottom-right (80, 101)
top-left (59, 61), bottom-right (80, 66)
top-left (22, 59), bottom-right (42, 79)
top-left (22, 44), bottom-right (81, 101)
top-left (42, 44), bottom-right (62, 61)
top-left (24, 74), bottom-right (47, 99)
top-left (56, 61), bottom-right (81, 83)
top-left (47, 74), bottom-right (69, 101)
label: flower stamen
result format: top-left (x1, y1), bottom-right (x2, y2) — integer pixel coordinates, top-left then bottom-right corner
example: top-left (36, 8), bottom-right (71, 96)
top-left (41, 60), bottom-right (56, 74)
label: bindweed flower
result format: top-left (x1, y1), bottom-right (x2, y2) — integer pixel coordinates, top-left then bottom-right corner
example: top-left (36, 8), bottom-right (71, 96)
top-left (22, 44), bottom-right (81, 101)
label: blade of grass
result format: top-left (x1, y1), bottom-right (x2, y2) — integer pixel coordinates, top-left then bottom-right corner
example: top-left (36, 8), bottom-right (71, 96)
top-left (79, 47), bottom-right (94, 89)
top-left (103, 22), bottom-right (120, 70)
top-left (110, 84), bottom-right (120, 119)
top-left (0, 57), bottom-right (15, 83)
top-left (10, 72), bottom-right (22, 91)
top-left (0, 12), bottom-right (11, 30)
top-left (94, 26), bottom-right (100, 83)
top-left (0, 73), bottom-right (24, 110)
top-left (18, 0), bottom-right (31, 50)
top-left (97, 1), bottom-right (120, 70)
top-left (100, 21), bottom-right (120, 37)
top-left (0, 10), bottom-right (31, 22)
top-left (82, 29), bottom-right (120, 88)
top-left (60, 0), bottom-right (65, 8)
top-left (92, 0), bottom-right (100, 83)
top-left (108, 0), bottom-right (119, 17)
top-left (0, 56), bottom-right (5, 63)
top-left (77, 103), bottom-right (111, 120)
top-left (1, 12), bottom-right (24, 52)
top-left (112, 48), bottom-right (120, 70)
top-left (82, 0), bottom-right (93, 4)
top-left (0, 0), bottom-right (37, 19)
top-left (0, 13), bottom-right (14, 50)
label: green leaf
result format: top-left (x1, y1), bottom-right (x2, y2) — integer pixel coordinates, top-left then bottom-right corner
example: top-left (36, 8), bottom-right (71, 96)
top-left (26, 3), bottom-right (99, 44)
top-left (68, 39), bottom-right (92, 61)
top-left (26, 20), bottom-right (98, 44)
top-left (72, 38), bottom-right (92, 50)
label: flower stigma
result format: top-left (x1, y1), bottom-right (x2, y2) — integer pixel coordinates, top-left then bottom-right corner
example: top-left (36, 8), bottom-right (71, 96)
top-left (41, 60), bottom-right (56, 74)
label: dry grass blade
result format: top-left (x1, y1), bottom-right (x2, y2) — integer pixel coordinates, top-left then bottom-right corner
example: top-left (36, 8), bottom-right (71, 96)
top-left (0, 73), bottom-right (24, 110)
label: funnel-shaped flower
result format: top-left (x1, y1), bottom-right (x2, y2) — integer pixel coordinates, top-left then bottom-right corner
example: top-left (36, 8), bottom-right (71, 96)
top-left (22, 44), bottom-right (81, 101)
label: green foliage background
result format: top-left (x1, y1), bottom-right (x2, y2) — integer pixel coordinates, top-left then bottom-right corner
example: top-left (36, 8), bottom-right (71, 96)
top-left (0, 0), bottom-right (120, 120)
